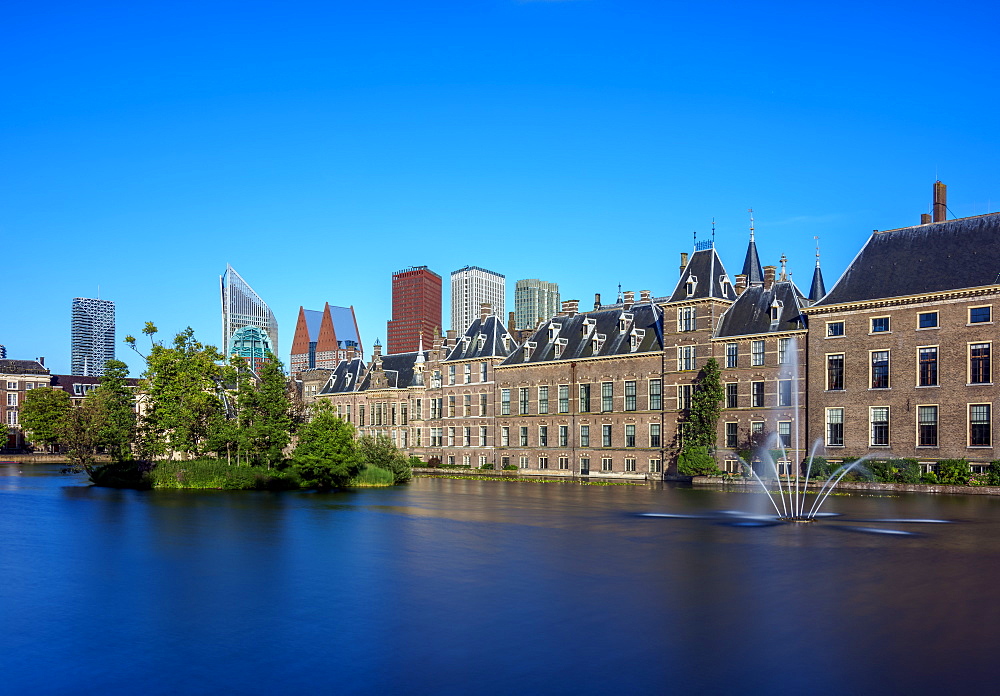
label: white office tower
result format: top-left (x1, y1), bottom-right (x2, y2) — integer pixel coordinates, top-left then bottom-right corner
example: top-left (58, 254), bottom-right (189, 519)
top-left (71, 297), bottom-right (115, 376)
top-left (514, 279), bottom-right (560, 330)
top-left (450, 266), bottom-right (505, 334)
top-left (220, 264), bottom-right (279, 357)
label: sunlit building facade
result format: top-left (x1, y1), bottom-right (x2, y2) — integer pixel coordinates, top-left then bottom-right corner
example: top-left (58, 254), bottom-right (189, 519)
top-left (71, 297), bottom-right (115, 376)
top-left (220, 264), bottom-right (278, 358)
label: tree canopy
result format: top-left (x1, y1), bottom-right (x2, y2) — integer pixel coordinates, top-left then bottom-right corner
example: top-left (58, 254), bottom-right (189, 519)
top-left (292, 401), bottom-right (364, 490)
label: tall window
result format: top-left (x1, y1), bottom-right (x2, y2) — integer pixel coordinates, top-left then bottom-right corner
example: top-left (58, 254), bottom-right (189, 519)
top-left (677, 384), bottom-right (692, 411)
top-left (649, 379), bottom-right (662, 410)
top-left (777, 421), bottom-right (791, 448)
top-left (777, 380), bottom-right (792, 407)
top-left (448, 365), bottom-right (456, 385)
top-left (970, 343), bottom-right (991, 384)
top-left (870, 407), bottom-right (889, 446)
top-left (501, 426), bottom-right (510, 447)
top-left (725, 422), bottom-right (738, 448)
top-left (678, 346), bottom-right (696, 371)
top-left (970, 404), bottom-right (992, 446)
top-left (751, 381), bottom-right (764, 408)
top-left (538, 386), bottom-right (549, 414)
top-left (500, 389), bottom-right (510, 415)
top-left (625, 424), bottom-right (635, 447)
top-left (479, 393), bottom-right (488, 416)
top-left (919, 347), bottom-right (938, 387)
top-left (871, 351), bottom-right (890, 389)
top-left (601, 382), bottom-right (613, 411)
top-left (480, 427), bottom-right (487, 447)
top-left (463, 427), bottom-right (471, 446)
top-left (751, 340), bottom-right (765, 366)
top-left (601, 458), bottom-right (613, 472)
top-left (464, 364), bottom-right (472, 383)
top-left (558, 457), bottom-right (569, 470)
top-left (480, 362), bottom-right (488, 381)
top-left (579, 384), bottom-right (591, 412)
top-left (538, 457), bottom-right (549, 470)
top-left (726, 383), bottom-right (738, 409)
top-left (624, 381), bottom-right (637, 411)
top-left (826, 408), bottom-right (844, 446)
top-left (678, 306), bottom-right (696, 332)
top-left (778, 337), bottom-right (791, 365)
top-left (519, 387), bottom-right (530, 414)
top-left (519, 426), bottom-right (529, 447)
top-left (463, 394), bottom-right (471, 417)
top-left (602, 425), bottom-right (612, 447)
top-left (650, 423), bottom-right (661, 448)
top-left (448, 396), bottom-right (456, 417)
top-left (558, 385), bottom-right (569, 413)
top-left (725, 342), bottom-right (738, 368)
top-left (448, 427), bottom-right (456, 446)
top-left (580, 425), bottom-right (590, 447)
top-left (538, 426), bottom-right (548, 447)
top-left (918, 405), bottom-right (938, 447)
top-left (827, 354), bottom-right (845, 390)
top-left (559, 425), bottom-right (568, 447)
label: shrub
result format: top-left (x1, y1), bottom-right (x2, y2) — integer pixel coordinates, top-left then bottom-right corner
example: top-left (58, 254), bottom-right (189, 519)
top-left (349, 465), bottom-right (395, 487)
top-left (987, 461), bottom-right (1000, 486)
top-left (936, 459), bottom-right (971, 486)
top-left (480, 462), bottom-right (495, 470)
top-left (677, 446), bottom-right (721, 476)
top-left (803, 456), bottom-right (832, 481)
top-left (501, 463), bottom-right (518, 471)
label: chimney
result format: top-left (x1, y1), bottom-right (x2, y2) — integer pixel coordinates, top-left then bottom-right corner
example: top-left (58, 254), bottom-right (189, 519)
top-left (933, 181), bottom-right (947, 222)
top-left (446, 330), bottom-right (457, 346)
top-left (372, 340), bottom-right (382, 362)
top-left (480, 302), bottom-right (492, 323)
top-left (561, 299), bottom-right (579, 317)
top-left (623, 291), bottom-right (635, 309)
top-left (594, 293), bottom-right (601, 310)
top-left (679, 252), bottom-right (689, 276)
top-left (639, 290), bottom-right (651, 303)
top-left (921, 213), bottom-right (932, 225)
top-left (763, 265), bottom-right (777, 290)
top-left (735, 274), bottom-right (748, 296)
top-left (37, 356), bottom-right (45, 366)
top-left (508, 311), bottom-right (516, 334)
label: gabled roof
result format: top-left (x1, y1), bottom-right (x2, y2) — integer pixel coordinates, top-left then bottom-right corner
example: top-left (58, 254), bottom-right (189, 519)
top-left (714, 280), bottom-right (808, 338)
top-left (0, 359), bottom-right (49, 376)
top-left (814, 213), bottom-right (1000, 307)
top-left (445, 315), bottom-right (514, 361)
top-left (501, 303), bottom-right (663, 366)
top-left (668, 246), bottom-right (737, 303)
top-left (357, 351), bottom-right (429, 391)
top-left (318, 357), bottom-right (366, 395)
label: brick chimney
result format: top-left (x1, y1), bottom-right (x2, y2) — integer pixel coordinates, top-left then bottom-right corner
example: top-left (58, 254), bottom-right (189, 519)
top-left (679, 252), bottom-right (688, 276)
top-left (594, 293), bottom-right (601, 310)
top-left (921, 213), bottom-right (932, 224)
top-left (561, 299), bottom-right (579, 316)
top-left (735, 274), bottom-right (748, 296)
top-left (623, 291), bottom-right (635, 309)
top-left (763, 265), bottom-right (777, 290)
top-left (508, 311), bottom-right (516, 334)
top-left (480, 302), bottom-right (492, 323)
top-left (372, 340), bottom-right (382, 362)
top-left (639, 290), bottom-right (651, 302)
top-left (933, 180), bottom-right (947, 222)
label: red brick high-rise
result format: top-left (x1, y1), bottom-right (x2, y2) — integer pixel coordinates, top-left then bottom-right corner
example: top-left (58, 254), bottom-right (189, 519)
top-left (387, 266), bottom-right (442, 354)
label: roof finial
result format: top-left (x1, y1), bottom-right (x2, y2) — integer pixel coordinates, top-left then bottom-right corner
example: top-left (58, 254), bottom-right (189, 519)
top-left (748, 208), bottom-right (755, 242)
top-left (617, 283), bottom-right (623, 303)
top-left (711, 217), bottom-right (716, 244)
top-left (693, 229), bottom-right (697, 248)
top-left (779, 254), bottom-right (788, 281)
top-left (814, 235), bottom-right (821, 267)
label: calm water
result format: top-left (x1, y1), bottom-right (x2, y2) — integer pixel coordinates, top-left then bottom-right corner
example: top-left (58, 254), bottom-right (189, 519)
top-left (3, 464), bottom-right (1000, 695)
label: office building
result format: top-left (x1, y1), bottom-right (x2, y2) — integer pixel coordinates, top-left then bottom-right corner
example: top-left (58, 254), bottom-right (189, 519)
top-left (71, 297), bottom-right (115, 376)
top-left (387, 266), bottom-right (442, 354)
top-left (290, 303), bottom-right (362, 374)
top-left (514, 279), bottom-right (560, 330)
top-left (451, 266), bottom-right (504, 336)
top-left (220, 264), bottom-right (278, 358)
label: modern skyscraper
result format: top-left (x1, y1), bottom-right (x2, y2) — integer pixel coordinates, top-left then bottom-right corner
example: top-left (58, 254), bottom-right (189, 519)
top-left (291, 303), bottom-right (363, 373)
top-left (71, 297), bottom-right (115, 376)
top-left (450, 266), bottom-right (505, 335)
top-left (514, 279), bottom-right (560, 330)
top-left (220, 264), bottom-right (278, 358)
top-left (387, 266), bottom-right (442, 354)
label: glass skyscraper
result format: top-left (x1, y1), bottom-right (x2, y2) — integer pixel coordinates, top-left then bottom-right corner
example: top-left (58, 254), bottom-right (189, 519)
top-left (220, 265), bottom-right (278, 358)
top-left (514, 279), bottom-right (560, 330)
top-left (71, 297), bottom-right (115, 376)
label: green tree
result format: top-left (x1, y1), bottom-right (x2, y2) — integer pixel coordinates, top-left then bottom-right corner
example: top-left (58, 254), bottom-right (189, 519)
top-left (242, 355), bottom-right (293, 468)
top-left (95, 359), bottom-right (136, 463)
top-left (20, 387), bottom-right (72, 451)
top-left (357, 433), bottom-right (413, 484)
top-left (687, 358), bottom-right (724, 449)
top-left (292, 402), bottom-right (364, 490)
top-left (677, 445), bottom-right (721, 476)
top-left (59, 397), bottom-right (105, 474)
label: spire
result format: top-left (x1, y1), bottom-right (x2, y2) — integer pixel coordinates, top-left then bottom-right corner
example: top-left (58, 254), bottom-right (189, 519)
top-left (809, 236), bottom-right (827, 301)
top-left (778, 254), bottom-right (789, 282)
top-left (412, 334), bottom-right (425, 386)
top-left (741, 208), bottom-right (764, 285)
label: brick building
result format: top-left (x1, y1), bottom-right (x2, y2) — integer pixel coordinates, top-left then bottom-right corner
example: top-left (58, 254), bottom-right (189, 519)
top-left (386, 266), bottom-right (442, 355)
top-left (289, 303), bottom-right (362, 376)
top-left (1, 359), bottom-right (51, 450)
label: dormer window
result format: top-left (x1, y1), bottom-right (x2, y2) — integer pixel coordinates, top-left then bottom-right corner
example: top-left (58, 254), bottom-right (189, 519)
top-left (548, 322), bottom-right (562, 341)
top-left (524, 341), bottom-right (537, 360)
top-left (686, 275), bottom-right (698, 297)
top-left (720, 275), bottom-right (731, 294)
top-left (478, 333), bottom-right (487, 350)
top-left (501, 334), bottom-right (511, 351)
top-left (581, 317), bottom-right (596, 337)
top-left (770, 301), bottom-right (783, 322)
top-left (593, 333), bottom-right (606, 354)
top-left (344, 374), bottom-right (352, 386)
top-left (630, 329), bottom-right (646, 352)
top-left (554, 337), bottom-right (568, 359)
top-left (328, 376), bottom-right (337, 390)
top-left (618, 312), bottom-right (633, 332)
top-left (462, 336), bottom-right (472, 350)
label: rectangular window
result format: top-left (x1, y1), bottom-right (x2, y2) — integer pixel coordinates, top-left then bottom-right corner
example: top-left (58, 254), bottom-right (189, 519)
top-left (677, 384), bottom-right (692, 411)
top-left (777, 379), bottom-right (792, 407)
top-left (725, 422), bottom-right (738, 448)
top-left (559, 425), bottom-right (568, 447)
top-left (649, 459), bottom-right (662, 473)
top-left (538, 386), bottom-right (549, 414)
top-left (827, 408), bottom-right (844, 446)
top-left (725, 342), bottom-right (738, 368)
top-left (601, 382), bottom-right (613, 411)
top-left (5, 381), bottom-right (16, 390)
top-left (580, 425), bottom-right (590, 447)
top-left (479, 393), bottom-right (488, 416)
top-left (777, 421), bottom-right (791, 448)
top-left (918, 405), bottom-right (938, 447)
top-left (480, 362), bottom-right (488, 381)
top-left (624, 381), bottom-right (636, 411)
top-left (678, 306), bottom-right (696, 332)
top-left (7, 410), bottom-right (18, 425)
top-left (602, 424), bottom-right (612, 447)
top-left (579, 384), bottom-right (591, 412)
top-left (463, 394), bottom-right (471, 417)
top-left (649, 379), bottom-right (662, 410)
top-left (918, 347), bottom-right (938, 387)
top-left (601, 458), bottom-right (613, 472)
top-left (650, 423), bottom-right (661, 447)
top-left (539, 456), bottom-right (549, 470)
top-left (778, 337), bottom-right (791, 365)
top-left (678, 346), bottom-right (696, 371)
top-left (448, 365), bottom-right (456, 385)
top-left (359, 405), bottom-right (366, 426)
top-left (501, 456), bottom-right (510, 468)
top-left (625, 424), bottom-right (635, 447)
top-left (500, 389), bottom-right (510, 415)
top-left (538, 426), bottom-right (548, 447)
top-left (448, 396), bottom-right (456, 418)
top-left (558, 385), bottom-right (569, 413)
top-left (971, 343), bottom-right (991, 384)
top-left (919, 311), bottom-right (938, 329)
top-left (726, 383), bottom-right (738, 409)
top-left (970, 404), bottom-right (992, 446)
top-left (519, 426), bottom-right (529, 447)
top-left (870, 407), bottom-right (889, 446)
top-left (871, 351), bottom-right (890, 389)
top-left (480, 426), bottom-right (488, 447)
top-left (827, 354), bottom-right (845, 390)
top-left (871, 317), bottom-right (890, 333)
top-left (519, 387), bottom-right (530, 414)
top-left (501, 427), bottom-right (510, 447)
top-left (519, 456), bottom-right (528, 469)
top-left (6, 393), bottom-right (17, 407)
top-left (464, 364), bottom-right (472, 383)
top-left (448, 427), bottom-right (456, 447)
top-left (751, 340), bottom-right (765, 366)
top-left (970, 306), bottom-right (992, 324)
top-left (625, 458), bottom-right (636, 472)
top-left (558, 457), bottom-right (569, 470)
top-left (751, 381), bottom-right (764, 408)
top-left (463, 427), bottom-right (471, 447)
top-left (827, 321), bottom-right (845, 337)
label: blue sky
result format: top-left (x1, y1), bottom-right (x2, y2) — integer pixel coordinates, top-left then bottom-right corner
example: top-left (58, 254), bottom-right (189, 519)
top-left (4, 0), bottom-right (999, 376)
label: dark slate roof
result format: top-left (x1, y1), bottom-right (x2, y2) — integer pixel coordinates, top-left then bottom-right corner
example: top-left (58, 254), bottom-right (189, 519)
top-left (500, 303), bottom-right (663, 366)
top-left (0, 359), bottom-right (50, 376)
top-left (808, 264), bottom-right (827, 302)
top-left (814, 213), bottom-right (1000, 306)
top-left (357, 351), bottom-right (429, 391)
top-left (715, 280), bottom-right (808, 338)
top-left (445, 315), bottom-right (515, 361)
top-left (668, 246), bottom-right (737, 303)
top-left (318, 357), bottom-right (366, 394)
top-left (741, 237), bottom-right (764, 285)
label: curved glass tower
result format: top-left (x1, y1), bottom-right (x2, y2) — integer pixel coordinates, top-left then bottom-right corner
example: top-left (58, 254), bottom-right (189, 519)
top-left (220, 264), bottom-right (278, 358)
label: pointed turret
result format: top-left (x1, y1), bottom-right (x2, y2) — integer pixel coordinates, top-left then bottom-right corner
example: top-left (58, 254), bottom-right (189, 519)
top-left (742, 211), bottom-right (764, 286)
top-left (809, 236), bottom-right (827, 302)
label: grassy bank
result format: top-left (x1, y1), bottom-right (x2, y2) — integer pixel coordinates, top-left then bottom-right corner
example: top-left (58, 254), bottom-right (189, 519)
top-left (146, 459), bottom-right (301, 490)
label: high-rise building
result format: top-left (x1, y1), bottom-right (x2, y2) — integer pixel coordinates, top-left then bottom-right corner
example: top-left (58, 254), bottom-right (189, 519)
top-left (220, 264), bottom-right (278, 358)
top-left (387, 266), bottom-right (442, 354)
top-left (71, 298), bottom-right (115, 376)
top-left (450, 266), bottom-right (505, 335)
top-left (514, 279), bottom-right (560, 330)
top-left (290, 303), bottom-right (363, 374)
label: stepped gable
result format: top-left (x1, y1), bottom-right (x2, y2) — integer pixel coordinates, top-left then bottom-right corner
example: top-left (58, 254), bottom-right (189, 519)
top-left (318, 357), bottom-right (366, 395)
top-left (814, 212), bottom-right (1000, 306)
top-left (715, 280), bottom-right (808, 338)
top-left (667, 246), bottom-right (737, 302)
top-left (501, 302), bottom-right (663, 366)
top-left (357, 351), bottom-right (429, 391)
top-left (0, 359), bottom-right (49, 375)
top-left (445, 315), bottom-right (514, 361)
